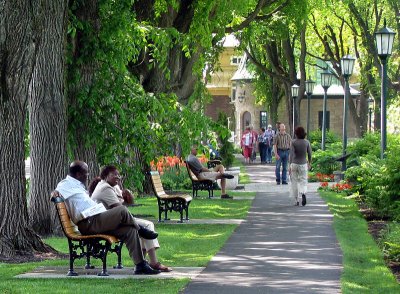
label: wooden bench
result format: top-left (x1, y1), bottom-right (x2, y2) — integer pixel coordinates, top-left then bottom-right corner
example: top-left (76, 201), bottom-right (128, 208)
top-left (51, 191), bottom-right (124, 276)
top-left (184, 160), bottom-right (215, 198)
top-left (150, 171), bottom-right (192, 223)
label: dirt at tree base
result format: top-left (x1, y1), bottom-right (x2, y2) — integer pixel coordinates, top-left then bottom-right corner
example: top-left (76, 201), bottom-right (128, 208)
top-left (0, 251), bottom-right (66, 263)
top-left (361, 209), bottom-right (400, 283)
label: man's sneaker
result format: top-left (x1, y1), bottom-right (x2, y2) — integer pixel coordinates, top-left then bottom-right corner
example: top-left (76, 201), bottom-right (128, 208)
top-left (222, 173), bottom-right (234, 179)
top-left (301, 194), bottom-right (307, 206)
top-left (138, 225), bottom-right (158, 240)
top-left (134, 261), bottom-right (161, 275)
top-left (282, 182), bottom-right (288, 185)
top-left (276, 181), bottom-right (281, 185)
top-left (221, 194), bottom-right (233, 199)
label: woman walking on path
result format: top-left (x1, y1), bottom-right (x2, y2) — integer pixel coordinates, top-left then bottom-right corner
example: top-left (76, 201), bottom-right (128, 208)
top-left (289, 126), bottom-right (312, 206)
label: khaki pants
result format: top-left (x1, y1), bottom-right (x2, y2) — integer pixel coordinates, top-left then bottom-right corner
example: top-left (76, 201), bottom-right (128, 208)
top-left (289, 163), bottom-right (308, 204)
top-left (78, 205), bottom-right (144, 265)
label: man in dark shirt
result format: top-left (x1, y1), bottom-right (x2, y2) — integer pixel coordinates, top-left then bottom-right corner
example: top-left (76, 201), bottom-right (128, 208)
top-left (187, 145), bottom-right (234, 199)
top-left (273, 123), bottom-right (292, 185)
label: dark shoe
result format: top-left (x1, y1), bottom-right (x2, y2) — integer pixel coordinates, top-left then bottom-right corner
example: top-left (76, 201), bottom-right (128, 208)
top-left (282, 182), bottom-right (288, 185)
top-left (134, 261), bottom-right (161, 275)
top-left (150, 262), bottom-right (172, 272)
top-left (138, 226), bottom-right (158, 240)
top-left (221, 194), bottom-right (233, 199)
top-left (222, 173), bottom-right (234, 179)
top-left (302, 194), bottom-right (307, 206)
top-left (276, 182), bottom-right (281, 185)
top-left (295, 201), bottom-right (299, 206)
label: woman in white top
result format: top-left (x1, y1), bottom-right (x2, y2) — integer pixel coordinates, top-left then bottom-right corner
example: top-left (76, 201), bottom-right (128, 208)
top-left (89, 165), bottom-right (172, 272)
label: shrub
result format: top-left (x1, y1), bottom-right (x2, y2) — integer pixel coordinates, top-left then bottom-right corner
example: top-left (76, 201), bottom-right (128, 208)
top-left (308, 129), bottom-right (341, 151)
top-left (150, 155), bottom-right (201, 191)
top-left (311, 142), bottom-right (342, 174)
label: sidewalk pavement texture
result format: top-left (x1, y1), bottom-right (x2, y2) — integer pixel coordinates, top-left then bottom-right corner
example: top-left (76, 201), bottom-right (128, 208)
top-left (183, 157), bottom-right (342, 294)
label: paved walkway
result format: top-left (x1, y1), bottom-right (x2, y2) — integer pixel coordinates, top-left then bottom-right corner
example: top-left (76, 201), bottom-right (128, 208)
top-left (183, 160), bottom-right (342, 293)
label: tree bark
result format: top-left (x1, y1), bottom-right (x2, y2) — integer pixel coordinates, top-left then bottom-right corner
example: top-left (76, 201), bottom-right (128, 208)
top-left (67, 0), bottom-right (100, 178)
top-left (0, 0), bottom-right (53, 258)
top-left (28, 0), bottom-right (68, 236)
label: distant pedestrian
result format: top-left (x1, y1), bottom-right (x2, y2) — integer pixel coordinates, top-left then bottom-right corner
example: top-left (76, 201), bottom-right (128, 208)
top-left (289, 126), bottom-right (312, 206)
top-left (265, 125), bottom-right (274, 163)
top-left (250, 126), bottom-right (258, 163)
top-left (273, 123), bottom-right (291, 185)
top-left (258, 128), bottom-right (267, 163)
top-left (241, 127), bottom-right (254, 164)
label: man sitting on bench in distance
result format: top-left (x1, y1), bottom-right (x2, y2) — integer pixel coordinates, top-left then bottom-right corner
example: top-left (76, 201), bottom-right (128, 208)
top-left (56, 160), bottom-right (160, 275)
top-left (187, 144), bottom-right (234, 199)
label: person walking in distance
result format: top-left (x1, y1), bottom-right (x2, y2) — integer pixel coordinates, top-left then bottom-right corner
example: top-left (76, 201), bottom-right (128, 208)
top-left (257, 127), bottom-right (267, 164)
top-left (265, 125), bottom-right (274, 163)
top-left (289, 126), bottom-right (312, 206)
top-left (273, 123), bottom-right (292, 185)
top-left (241, 127), bottom-right (254, 164)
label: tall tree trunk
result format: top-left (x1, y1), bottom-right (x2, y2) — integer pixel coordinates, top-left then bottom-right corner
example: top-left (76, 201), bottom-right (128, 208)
top-left (0, 0), bottom-right (53, 258)
top-left (28, 0), bottom-right (68, 236)
top-left (67, 0), bottom-right (100, 179)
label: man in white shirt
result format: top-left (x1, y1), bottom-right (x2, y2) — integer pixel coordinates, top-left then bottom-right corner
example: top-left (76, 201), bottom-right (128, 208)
top-left (56, 161), bottom-right (160, 275)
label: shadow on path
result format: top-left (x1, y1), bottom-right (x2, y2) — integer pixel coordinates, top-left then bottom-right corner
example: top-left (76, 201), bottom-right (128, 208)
top-left (183, 158), bottom-right (342, 294)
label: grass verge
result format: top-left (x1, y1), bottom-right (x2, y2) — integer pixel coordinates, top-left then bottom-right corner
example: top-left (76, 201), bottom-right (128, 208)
top-left (319, 190), bottom-right (399, 293)
top-left (231, 157), bottom-right (250, 184)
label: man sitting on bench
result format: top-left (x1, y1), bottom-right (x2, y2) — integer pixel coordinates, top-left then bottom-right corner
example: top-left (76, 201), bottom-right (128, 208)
top-left (187, 145), bottom-right (234, 199)
top-left (56, 161), bottom-right (160, 275)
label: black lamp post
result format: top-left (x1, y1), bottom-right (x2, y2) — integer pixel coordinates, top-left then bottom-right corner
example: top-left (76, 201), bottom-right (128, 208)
top-left (320, 68), bottom-right (333, 150)
top-left (375, 20), bottom-right (396, 159)
top-left (305, 79), bottom-right (315, 137)
top-left (291, 84), bottom-right (299, 137)
top-left (340, 54), bottom-right (356, 171)
top-left (368, 98), bottom-right (374, 132)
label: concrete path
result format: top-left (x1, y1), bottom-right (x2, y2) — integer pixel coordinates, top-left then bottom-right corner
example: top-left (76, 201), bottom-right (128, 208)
top-left (183, 159), bottom-right (342, 293)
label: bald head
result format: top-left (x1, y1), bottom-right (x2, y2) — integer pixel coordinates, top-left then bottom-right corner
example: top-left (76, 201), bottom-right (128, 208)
top-left (69, 161), bottom-right (89, 184)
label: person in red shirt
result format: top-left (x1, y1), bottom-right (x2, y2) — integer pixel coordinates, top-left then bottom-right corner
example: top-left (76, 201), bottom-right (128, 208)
top-left (241, 127), bottom-right (254, 164)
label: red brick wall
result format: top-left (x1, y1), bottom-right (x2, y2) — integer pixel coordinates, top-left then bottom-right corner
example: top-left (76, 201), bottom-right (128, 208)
top-left (205, 95), bottom-right (234, 121)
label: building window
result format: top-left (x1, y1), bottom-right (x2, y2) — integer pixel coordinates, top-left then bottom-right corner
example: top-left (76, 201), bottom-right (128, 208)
top-left (318, 111), bottom-right (330, 130)
top-left (231, 56), bottom-right (242, 65)
top-left (260, 111), bottom-right (267, 129)
top-left (231, 88), bottom-right (236, 102)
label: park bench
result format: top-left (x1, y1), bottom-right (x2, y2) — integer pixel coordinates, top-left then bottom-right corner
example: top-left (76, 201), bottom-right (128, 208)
top-left (207, 159), bottom-right (222, 169)
top-left (184, 160), bottom-right (215, 198)
top-left (149, 171), bottom-right (192, 223)
top-left (51, 191), bottom-right (124, 276)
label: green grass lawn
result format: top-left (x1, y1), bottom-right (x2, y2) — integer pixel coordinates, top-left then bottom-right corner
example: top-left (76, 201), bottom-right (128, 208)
top-left (0, 192), bottom-right (253, 294)
top-left (319, 190), bottom-right (400, 293)
top-left (132, 193), bottom-right (253, 220)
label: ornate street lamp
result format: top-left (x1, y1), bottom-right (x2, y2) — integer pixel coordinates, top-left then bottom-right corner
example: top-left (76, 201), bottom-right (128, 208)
top-left (368, 97), bottom-right (374, 132)
top-left (340, 54), bottom-right (356, 171)
top-left (305, 79), bottom-right (315, 137)
top-left (291, 84), bottom-right (299, 137)
top-left (375, 20), bottom-right (396, 159)
top-left (320, 67), bottom-right (333, 150)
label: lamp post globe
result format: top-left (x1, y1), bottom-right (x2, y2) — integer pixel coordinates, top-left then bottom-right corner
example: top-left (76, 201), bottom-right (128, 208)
top-left (320, 68), bottom-right (333, 151)
top-left (340, 54), bottom-right (356, 171)
top-left (305, 79), bottom-right (315, 137)
top-left (374, 20), bottom-right (396, 159)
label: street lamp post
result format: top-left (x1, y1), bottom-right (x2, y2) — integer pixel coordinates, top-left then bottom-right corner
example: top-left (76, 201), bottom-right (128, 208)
top-left (368, 98), bottom-right (374, 132)
top-left (375, 20), bottom-right (396, 159)
top-left (305, 79), bottom-right (315, 137)
top-left (340, 54), bottom-right (356, 171)
top-left (320, 68), bottom-right (333, 150)
top-left (291, 84), bottom-right (299, 137)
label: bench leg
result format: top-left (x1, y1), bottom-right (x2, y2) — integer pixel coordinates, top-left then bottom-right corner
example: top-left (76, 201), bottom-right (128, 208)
top-left (185, 205), bottom-right (189, 221)
top-left (67, 240), bottom-right (78, 276)
top-left (113, 242), bottom-right (124, 269)
top-left (98, 248), bottom-right (109, 276)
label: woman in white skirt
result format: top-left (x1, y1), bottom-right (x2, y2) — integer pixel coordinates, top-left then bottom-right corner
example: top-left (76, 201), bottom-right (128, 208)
top-left (289, 126), bottom-right (312, 206)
